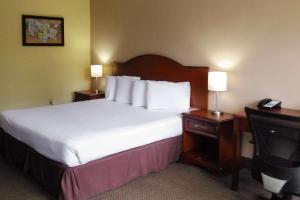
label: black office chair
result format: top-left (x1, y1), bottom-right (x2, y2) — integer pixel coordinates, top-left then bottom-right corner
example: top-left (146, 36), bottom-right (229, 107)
top-left (245, 107), bottom-right (300, 200)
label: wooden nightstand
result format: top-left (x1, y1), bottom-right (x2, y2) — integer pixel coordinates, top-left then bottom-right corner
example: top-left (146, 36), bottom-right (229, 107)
top-left (182, 110), bottom-right (234, 175)
top-left (74, 90), bottom-right (105, 102)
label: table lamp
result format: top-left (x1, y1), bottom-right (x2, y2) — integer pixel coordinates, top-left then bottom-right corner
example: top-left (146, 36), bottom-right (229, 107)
top-left (208, 71), bottom-right (227, 115)
top-left (91, 64), bottom-right (103, 94)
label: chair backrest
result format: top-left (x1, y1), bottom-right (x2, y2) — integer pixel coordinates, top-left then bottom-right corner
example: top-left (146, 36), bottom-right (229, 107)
top-left (245, 107), bottom-right (300, 168)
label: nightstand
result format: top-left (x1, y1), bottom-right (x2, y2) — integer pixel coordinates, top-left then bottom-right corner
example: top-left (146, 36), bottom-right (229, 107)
top-left (74, 90), bottom-right (105, 102)
top-left (182, 110), bottom-right (234, 175)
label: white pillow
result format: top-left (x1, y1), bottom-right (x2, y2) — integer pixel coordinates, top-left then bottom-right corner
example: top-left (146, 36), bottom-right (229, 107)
top-left (131, 80), bottom-right (147, 107)
top-left (105, 76), bottom-right (140, 101)
top-left (147, 81), bottom-right (191, 111)
top-left (105, 76), bottom-right (118, 100)
top-left (115, 76), bottom-right (140, 104)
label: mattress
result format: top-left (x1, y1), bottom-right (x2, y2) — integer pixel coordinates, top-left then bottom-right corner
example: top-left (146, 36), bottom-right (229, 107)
top-left (0, 99), bottom-right (182, 167)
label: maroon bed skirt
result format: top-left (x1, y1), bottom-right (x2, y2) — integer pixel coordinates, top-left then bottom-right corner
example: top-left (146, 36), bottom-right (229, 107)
top-left (0, 129), bottom-right (181, 200)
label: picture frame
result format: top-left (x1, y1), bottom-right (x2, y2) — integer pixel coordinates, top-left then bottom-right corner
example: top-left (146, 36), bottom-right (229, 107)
top-left (22, 15), bottom-right (64, 46)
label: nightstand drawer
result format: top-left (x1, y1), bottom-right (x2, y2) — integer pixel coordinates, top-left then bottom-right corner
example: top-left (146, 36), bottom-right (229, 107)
top-left (74, 93), bottom-right (89, 102)
top-left (184, 118), bottom-right (218, 137)
top-left (74, 90), bottom-right (105, 102)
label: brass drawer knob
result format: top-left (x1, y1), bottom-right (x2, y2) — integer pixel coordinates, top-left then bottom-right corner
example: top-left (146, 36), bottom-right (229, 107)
top-left (194, 124), bottom-right (207, 129)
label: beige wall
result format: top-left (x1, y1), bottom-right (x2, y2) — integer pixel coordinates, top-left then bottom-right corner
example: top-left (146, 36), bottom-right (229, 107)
top-left (0, 0), bottom-right (90, 111)
top-left (91, 0), bottom-right (300, 112)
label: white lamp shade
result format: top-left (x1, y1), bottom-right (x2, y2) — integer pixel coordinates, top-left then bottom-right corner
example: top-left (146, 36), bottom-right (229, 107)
top-left (91, 65), bottom-right (103, 77)
top-left (208, 71), bottom-right (227, 91)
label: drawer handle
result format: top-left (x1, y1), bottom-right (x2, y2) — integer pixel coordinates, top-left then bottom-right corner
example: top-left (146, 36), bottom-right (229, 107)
top-left (194, 124), bottom-right (207, 129)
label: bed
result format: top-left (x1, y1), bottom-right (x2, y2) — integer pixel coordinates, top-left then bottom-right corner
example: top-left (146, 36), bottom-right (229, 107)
top-left (0, 55), bottom-right (208, 200)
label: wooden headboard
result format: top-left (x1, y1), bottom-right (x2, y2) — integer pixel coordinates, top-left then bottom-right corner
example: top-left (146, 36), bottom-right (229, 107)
top-left (111, 54), bottom-right (209, 110)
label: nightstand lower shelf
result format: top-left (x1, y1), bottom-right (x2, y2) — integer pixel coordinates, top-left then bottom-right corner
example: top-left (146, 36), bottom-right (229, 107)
top-left (182, 150), bottom-right (234, 175)
top-left (182, 151), bottom-right (221, 174)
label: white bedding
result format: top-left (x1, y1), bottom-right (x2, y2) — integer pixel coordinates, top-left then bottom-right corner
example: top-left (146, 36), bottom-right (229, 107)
top-left (0, 99), bottom-right (182, 167)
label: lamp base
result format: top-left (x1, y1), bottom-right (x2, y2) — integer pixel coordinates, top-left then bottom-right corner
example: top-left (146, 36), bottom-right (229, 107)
top-left (95, 89), bottom-right (99, 94)
top-left (211, 110), bottom-right (224, 116)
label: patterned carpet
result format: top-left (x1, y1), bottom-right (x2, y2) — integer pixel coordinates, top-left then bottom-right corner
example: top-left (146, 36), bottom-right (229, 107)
top-left (0, 158), bottom-right (239, 200)
top-left (93, 164), bottom-right (239, 200)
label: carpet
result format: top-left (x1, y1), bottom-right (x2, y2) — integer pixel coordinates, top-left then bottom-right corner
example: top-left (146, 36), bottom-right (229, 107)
top-left (0, 158), bottom-right (239, 200)
top-left (92, 163), bottom-right (239, 200)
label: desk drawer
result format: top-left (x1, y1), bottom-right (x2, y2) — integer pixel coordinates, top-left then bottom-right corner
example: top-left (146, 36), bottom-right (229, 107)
top-left (184, 118), bottom-right (218, 137)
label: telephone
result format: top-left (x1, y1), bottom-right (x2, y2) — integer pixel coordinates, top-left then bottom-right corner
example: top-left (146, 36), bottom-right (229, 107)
top-left (257, 98), bottom-right (281, 109)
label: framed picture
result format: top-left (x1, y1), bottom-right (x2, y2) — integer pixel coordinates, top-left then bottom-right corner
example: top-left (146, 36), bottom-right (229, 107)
top-left (22, 15), bottom-right (64, 46)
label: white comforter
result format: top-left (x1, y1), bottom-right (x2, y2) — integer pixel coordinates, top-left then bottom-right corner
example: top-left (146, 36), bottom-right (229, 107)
top-left (0, 99), bottom-right (182, 167)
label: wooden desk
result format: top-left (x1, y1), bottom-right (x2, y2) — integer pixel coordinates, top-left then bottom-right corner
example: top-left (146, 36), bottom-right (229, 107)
top-left (231, 107), bottom-right (300, 190)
